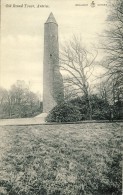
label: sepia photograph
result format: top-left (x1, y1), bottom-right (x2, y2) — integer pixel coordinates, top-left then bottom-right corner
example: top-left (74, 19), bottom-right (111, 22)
top-left (0, 0), bottom-right (122, 194)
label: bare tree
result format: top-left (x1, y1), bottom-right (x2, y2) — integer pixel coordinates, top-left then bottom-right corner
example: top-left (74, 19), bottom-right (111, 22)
top-left (0, 87), bottom-right (9, 118)
top-left (0, 87), bottom-right (8, 107)
top-left (0, 81), bottom-right (41, 119)
top-left (96, 79), bottom-right (116, 105)
top-left (60, 36), bottom-right (98, 119)
top-left (101, 0), bottom-right (123, 90)
top-left (63, 84), bottom-right (80, 102)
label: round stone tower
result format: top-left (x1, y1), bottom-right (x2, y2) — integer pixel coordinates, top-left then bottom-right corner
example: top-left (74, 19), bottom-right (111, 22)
top-left (43, 13), bottom-right (64, 113)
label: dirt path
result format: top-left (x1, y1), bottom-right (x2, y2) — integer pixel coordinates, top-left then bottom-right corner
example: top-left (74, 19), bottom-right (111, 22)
top-left (0, 117), bottom-right (46, 126)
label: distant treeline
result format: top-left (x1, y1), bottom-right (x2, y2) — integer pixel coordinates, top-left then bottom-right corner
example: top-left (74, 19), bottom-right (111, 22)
top-left (0, 80), bottom-right (42, 119)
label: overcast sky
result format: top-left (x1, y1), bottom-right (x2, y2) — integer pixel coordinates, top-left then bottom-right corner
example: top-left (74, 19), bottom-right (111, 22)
top-left (1, 0), bottom-right (108, 96)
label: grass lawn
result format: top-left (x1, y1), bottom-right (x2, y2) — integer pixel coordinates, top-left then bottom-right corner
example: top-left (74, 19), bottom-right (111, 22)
top-left (0, 123), bottom-right (122, 195)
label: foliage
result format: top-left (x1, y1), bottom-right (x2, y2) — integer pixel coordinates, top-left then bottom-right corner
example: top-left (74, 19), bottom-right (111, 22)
top-left (70, 95), bottom-right (110, 120)
top-left (70, 96), bottom-right (88, 120)
top-left (91, 95), bottom-right (110, 120)
top-left (0, 123), bottom-right (122, 195)
top-left (46, 102), bottom-right (81, 122)
top-left (113, 100), bottom-right (123, 120)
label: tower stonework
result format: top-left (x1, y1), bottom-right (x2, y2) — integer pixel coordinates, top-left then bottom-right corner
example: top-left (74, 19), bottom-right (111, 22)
top-left (43, 13), bottom-right (64, 113)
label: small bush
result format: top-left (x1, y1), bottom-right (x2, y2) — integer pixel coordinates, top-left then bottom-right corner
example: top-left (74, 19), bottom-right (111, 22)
top-left (92, 110), bottom-right (109, 120)
top-left (46, 102), bottom-right (81, 122)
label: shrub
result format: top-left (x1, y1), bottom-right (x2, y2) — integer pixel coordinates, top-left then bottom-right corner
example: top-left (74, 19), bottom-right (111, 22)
top-left (113, 100), bottom-right (123, 120)
top-left (46, 102), bottom-right (81, 122)
top-left (92, 110), bottom-right (109, 120)
top-left (70, 96), bottom-right (87, 119)
top-left (69, 95), bottom-right (110, 120)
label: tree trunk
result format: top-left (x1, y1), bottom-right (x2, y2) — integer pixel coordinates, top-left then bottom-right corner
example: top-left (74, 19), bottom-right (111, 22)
top-left (84, 93), bottom-right (92, 120)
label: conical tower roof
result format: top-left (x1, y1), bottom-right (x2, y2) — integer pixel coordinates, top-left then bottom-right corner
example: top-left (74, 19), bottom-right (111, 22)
top-left (45, 12), bottom-right (57, 24)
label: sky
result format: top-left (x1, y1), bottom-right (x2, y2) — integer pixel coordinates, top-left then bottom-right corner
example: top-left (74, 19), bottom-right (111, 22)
top-left (1, 0), bottom-right (109, 97)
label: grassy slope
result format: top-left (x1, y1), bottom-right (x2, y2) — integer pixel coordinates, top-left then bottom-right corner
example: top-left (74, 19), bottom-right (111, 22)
top-left (0, 123), bottom-right (122, 195)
